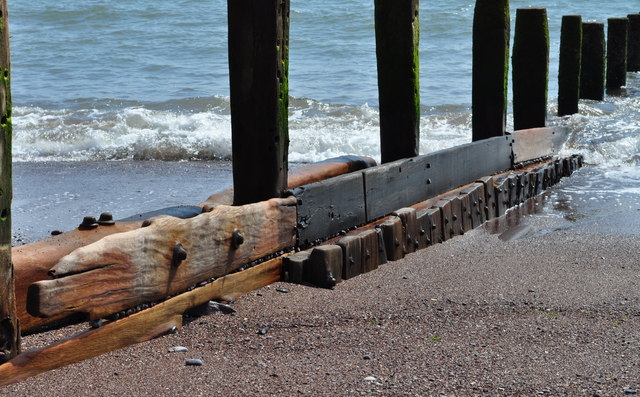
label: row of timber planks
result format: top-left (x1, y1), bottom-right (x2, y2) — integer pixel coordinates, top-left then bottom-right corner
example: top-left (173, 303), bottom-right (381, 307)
top-left (286, 154), bottom-right (583, 288)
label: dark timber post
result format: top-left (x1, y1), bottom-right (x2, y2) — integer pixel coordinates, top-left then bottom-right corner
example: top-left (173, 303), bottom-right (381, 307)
top-left (628, 14), bottom-right (640, 71)
top-left (606, 18), bottom-right (629, 91)
top-left (512, 8), bottom-right (549, 130)
top-left (472, 0), bottom-right (510, 141)
top-left (228, 0), bottom-right (290, 205)
top-left (375, 0), bottom-right (420, 163)
top-left (580, 22), bottom-right (606, 101)
top-left (0, 0), bottom-right (17, 364)
top-left (558, 15), bottom-right (582, 116)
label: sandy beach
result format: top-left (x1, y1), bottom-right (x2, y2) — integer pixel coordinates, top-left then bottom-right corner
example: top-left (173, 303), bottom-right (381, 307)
top-left (2, 164), bottom-right (639, 396)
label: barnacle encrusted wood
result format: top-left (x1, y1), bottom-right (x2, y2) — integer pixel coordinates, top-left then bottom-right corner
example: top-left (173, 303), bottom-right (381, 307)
top-left (27, 197), bottom-right (297, 320)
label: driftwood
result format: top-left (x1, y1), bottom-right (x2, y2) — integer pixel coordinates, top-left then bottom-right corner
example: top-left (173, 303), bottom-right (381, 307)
top-left (27, 197), bottom-right (296, 320)
top-left (0, 257), bottom-right (283, 387)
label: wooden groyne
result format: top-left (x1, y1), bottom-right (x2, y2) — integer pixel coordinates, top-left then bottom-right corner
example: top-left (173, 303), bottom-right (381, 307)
top-left (1, 0), bottom-right (638, 386)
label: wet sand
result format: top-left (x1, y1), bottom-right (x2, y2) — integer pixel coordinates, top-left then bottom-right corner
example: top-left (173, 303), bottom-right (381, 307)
top-left (2, 164), bottom-right (639, 396)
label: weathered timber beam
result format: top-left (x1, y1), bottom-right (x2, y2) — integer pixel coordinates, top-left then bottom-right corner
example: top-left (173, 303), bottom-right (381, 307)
top-left (15, 156), bottom-right (373, 333)
top-left (510, 126), bottom-right (570, 164)
top-left (0, 257), bottom-right (283, 386)
top-left (27, 197), bottom-right (296, 320)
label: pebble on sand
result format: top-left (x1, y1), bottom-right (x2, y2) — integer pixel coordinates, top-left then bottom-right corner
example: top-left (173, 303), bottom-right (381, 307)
top-left (363, 376), bottom-right (377, 382)
top-left (185, 359), bottom-right (203, 366)
top-left (169, 346), bottom-right (188, 353)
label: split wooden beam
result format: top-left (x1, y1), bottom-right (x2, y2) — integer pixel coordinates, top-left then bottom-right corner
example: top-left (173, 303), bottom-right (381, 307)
top-left (0, 0), bottom-right (17, 364)
top-left (27, 198), bottom-right (297, 320)
top-left (0, 257), bottom-right (283, 387)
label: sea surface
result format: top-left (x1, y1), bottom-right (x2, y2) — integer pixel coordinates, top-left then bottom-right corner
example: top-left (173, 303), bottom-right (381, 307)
top-left (7, 0), bottom-right (640, 241)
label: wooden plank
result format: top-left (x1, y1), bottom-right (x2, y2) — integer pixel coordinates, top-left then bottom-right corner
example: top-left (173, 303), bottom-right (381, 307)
top-left (27, 198), bottom-right (297, 320)
top-left (0, 0), bottom-right (18, 363)
top-left (306, 245), bottom-right (342, 288)
top-left (338, 236), bottom-right (362, 280)
top-left (476, 176), bottom-right (496, 221)
top-left (378, 216), bottom-right (404, 261)
top-left (0, 257), bottom-right (283, 387)
top-left (364, 136), bottom-right (512, 222)
top-left (458, 192), bottom-right (473, 234)
top-left (435, 199), bottom-right (454, 241)
top-left (447, 196), bottom-right (464, 237)
top-left (228, 0), bottom-right (290, 205)
top-left (392, 208), bottom-right (418, 255)
top-left (282, 251), bottom-right (310, 284)
top-left (511, 126), bottom-right (570, 164)
top-left (358, 229), bottom-right (380, 273)
top-left (294, 172), bottom-right (366, 247)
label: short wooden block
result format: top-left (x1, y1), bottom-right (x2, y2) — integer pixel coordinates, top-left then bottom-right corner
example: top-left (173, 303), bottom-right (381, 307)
top-left (307, 245), bottom-right (343, 288)
top-left (392, 207), bottom-right (418, 254)
top-left (494, 178), bottom-right (510, 217)
top-left (573, 154), bottom-right (583, 167)
top-left (416, 210), bottom-right (432, 249)
top-left (534, 168), bottom-right (545, 194)
top-left (570, 156), bottom-right (579, 172)
top-left (562, 157), bottom-right (573, 177)
top-left (283, 251), bottom-right (311, 284)
top-left (476, 176), bottom-right (496, 221)
top-left (528, 170), bottom-right (538, 197)
top-left (375, 228), bottom-right (388, 265)
top-left (378, 216), bottom-right (404, 261)
top-left (518, 173), bottom-right (530, 202)
top-left (506, 174), bottom-right (518, 207)
top-left (554, 159), bottom-right (565, 182)
top-left (357, 229), bottom-right (380, 273)
top-left (458, 192), bottom-right (473, 234)
top-left (338, 235), bottom-right (363, 280)
top-left (435, 199), bottom-right (455, 241)
top-left (446, 196), bottom-right (464, 236)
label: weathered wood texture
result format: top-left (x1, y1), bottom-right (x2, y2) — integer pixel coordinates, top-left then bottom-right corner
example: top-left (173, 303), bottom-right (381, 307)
top-left (606, 18), bottom-right (628, 91)
top-left (375, 0), bottom-right (420, 163)
top-left (580, 22), bottom-right (606, 100)
top-left (0, 257), bottom-right (283, 387)
top-left (0, 0), bottom-right (17, 364)
top-left (511, 126), bottom-right (570, 164)
top-left (27, 198), bottom-right (297, 320)
top-left (228, 0), bottom-right (290, 205)
top-left (512, 8), bottom-right (549, 131)
top-left (628, 14), bottom-right (640, 72)
top-left (364, 136), bottom-right (512, 221)
top-left (472, 0), bottom-right (510, 141)
top-left (558, 15), bottom-right (582, 116)
top-left (294, 172), bottom-right (366, 247)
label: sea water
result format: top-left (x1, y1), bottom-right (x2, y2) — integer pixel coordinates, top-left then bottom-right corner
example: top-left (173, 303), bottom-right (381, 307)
top-left (8, 0), bottom-right (640, 240)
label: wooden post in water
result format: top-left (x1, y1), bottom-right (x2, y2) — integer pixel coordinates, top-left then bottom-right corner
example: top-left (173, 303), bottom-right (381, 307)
top-left (375, 0), bottom-right (420, 163)
top-left (628, 14), bottom-right (640, 72)
top-left (0, 0), bottom-right (18, 364)
top-left (558, 15), bottom-right (582, 116)
top-left (606, 17), bottom-right (629, 92)
top-left (227, 0), bottom-right (290, 205)
top-left (472, 0), bottom-right (510, 141)
top-left (580, 22), bottom-right (606, 101)
top-left (512, 8), bottom-right (549, 131)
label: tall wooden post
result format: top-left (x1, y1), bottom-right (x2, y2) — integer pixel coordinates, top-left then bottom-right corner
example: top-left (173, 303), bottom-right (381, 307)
top-left (472, 0), bottom-right (510, 141)
top-left (628, 14), bottom-right (640, 72)
top-left (228, 0), bottom-right (290, 206)
top-left (375, 0), bottom-right (420, 163)
top-left (558, 15), bottom-right (582, 116)
top-left (0, 0), bottom-right (18, 364)
top-left (512, 8), bottom-right (549, 131)
top-left (606, 17), bottom-right (628, 91)
top-left (580, 22), bottom-right (606, 101)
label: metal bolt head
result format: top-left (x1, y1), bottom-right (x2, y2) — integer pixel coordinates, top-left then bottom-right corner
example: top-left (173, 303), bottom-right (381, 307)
top-left (231, 229), bottom-right (245, 249)
top-left (78, 216), bottom-right (98, 231)
top-left (98, 212), bottom-right (115, 226)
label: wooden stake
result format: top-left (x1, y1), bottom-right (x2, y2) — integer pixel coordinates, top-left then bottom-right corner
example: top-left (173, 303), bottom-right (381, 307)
top-left (606, 18), bottom-right (629, 91)
top-left (628, 14), bottom-right (640, 72)
top-left (375, 0), bottom-right (420, 163)
top-left (558, 15), bottom-right (582, 116)
top-left (512, 8), bottom-right (549, 131)
top-left (472, 0), bottom-right (510, 141)
top-left (0, 0), bottom-right (18, 364)
top-left (580, 22), bottom-right (606, 100)
top-left (228, 0), bottom-right (290, 205)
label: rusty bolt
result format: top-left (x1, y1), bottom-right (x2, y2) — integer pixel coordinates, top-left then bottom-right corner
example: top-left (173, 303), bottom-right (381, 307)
top-left (78, 216), bottom-right (98, 231)
top-left (231, 229), bottom-right (245, 249)
top-left (97, 212), bottom-right (115, 226)
top-left (172, 243), bottom-right (187, 267)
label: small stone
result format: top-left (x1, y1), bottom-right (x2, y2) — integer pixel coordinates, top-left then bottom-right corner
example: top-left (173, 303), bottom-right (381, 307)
top-left (257, 327), bottom-right (269, 335)
top-left (363, 354), bottom-right (372, 360)
top-left (185, 359), bottom-right (203, 366)
top-left (169, 346), bottom-right (188, 353)
top-left (256, 361), bottom-right (267, 368)
top-left (276, 287), bottom-right (289, 293)
top-left (625, 390), bottom-right (637, 395)
top-left (363, 376), bottom-right (377, 382)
